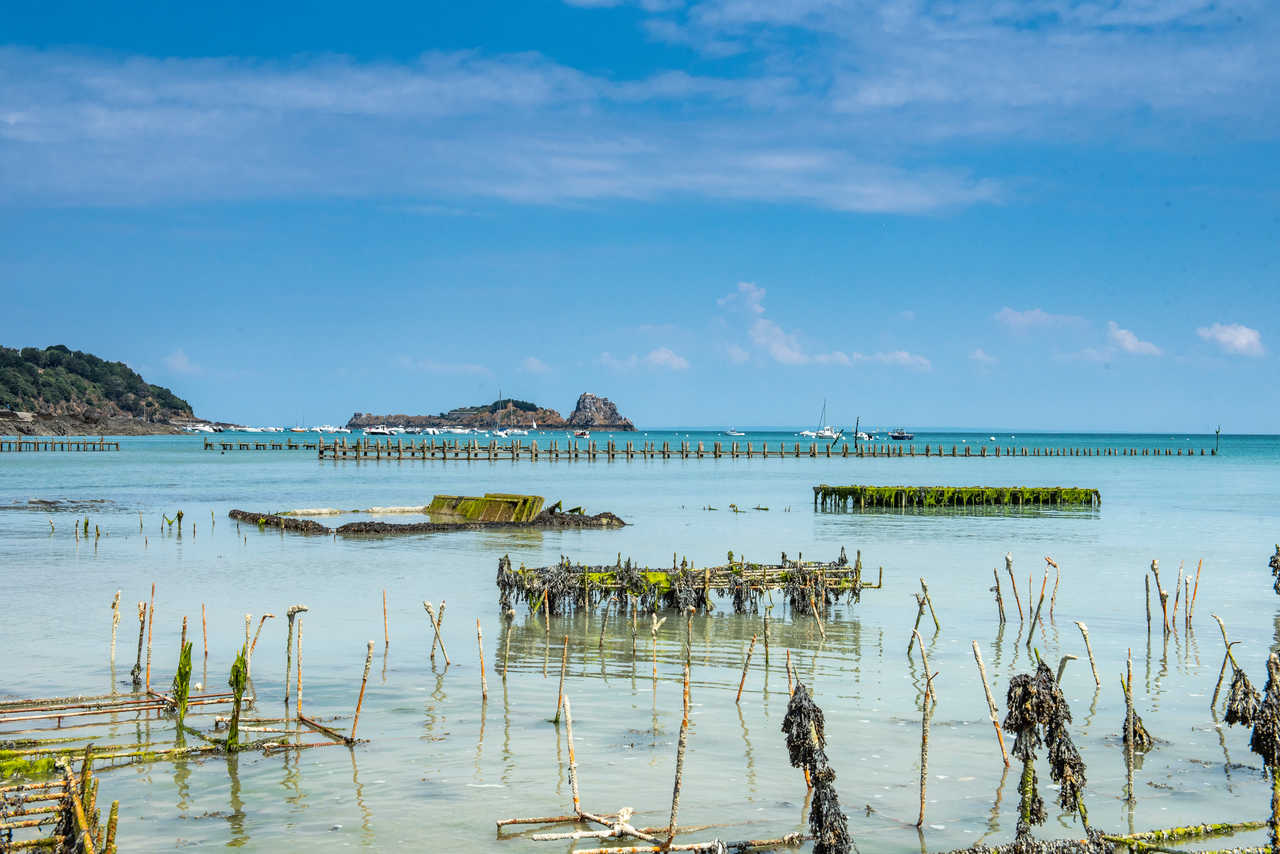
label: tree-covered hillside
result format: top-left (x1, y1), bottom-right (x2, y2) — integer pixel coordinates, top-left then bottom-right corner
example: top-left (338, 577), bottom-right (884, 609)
top-left (0, 345), bottom-right (193, 420)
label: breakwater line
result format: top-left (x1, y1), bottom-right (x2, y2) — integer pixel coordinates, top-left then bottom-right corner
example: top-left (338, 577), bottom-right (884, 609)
top-left (201, 436), bottom-right (1215, 460)
top-left (0, 437), bottom-right (120, 452)
top-left (814, 485), bottom-right (1101, 511)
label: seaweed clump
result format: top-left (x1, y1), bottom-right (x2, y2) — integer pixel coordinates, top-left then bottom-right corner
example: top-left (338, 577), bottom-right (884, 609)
top-left (170, 640), bottom-right (194, 724)
top-left (226, 645), bottom-right (248, 751)
top-left (782, 683), bottom-right (850, 854)
top-left (1247, 654), bottom-right (1280, 851)
top-left (1119, 678), bottom-right (1154, 753)
top-left (1270, 545), bottom-right (1280, 595)
top-left (1225, 667), bottom-right (1261, 727)
top-left (1003, 662), bottom-right (1088, 840)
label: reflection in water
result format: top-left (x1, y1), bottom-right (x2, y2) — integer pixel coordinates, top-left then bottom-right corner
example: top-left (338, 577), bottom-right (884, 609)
top-left (737, 704), bottom-right (757, 797)
top-left (474, 698), bottom-right (487, 781)
top-left (173, 729), bottom-right (191, 814)
top-left (350, 748), bottom-right (372, 842)
top-left (981, 764), bottom-right (1009, 843)
top-left (281, 745), bottom-right (305, 806)
top-left (501, 680), bottom-right (513, 787)
top-left (226, 752), bottom-right (248, 847)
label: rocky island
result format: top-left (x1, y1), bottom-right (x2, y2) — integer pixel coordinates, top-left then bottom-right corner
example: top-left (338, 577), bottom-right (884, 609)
top-left (0, 345), bottom-right (195, 435)
top-left (347, 392), bottom-right (636, 431)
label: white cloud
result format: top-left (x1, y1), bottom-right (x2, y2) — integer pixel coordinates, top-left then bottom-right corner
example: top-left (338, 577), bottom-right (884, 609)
top-left (1107, 321), bottom-right (1162, 355)
top-left (721, 282), bottom-right (927, 369)
top-left (970, 348), bottom-right (997, 365)
top-left (397, 356), bottom-right (491, 375)
top-left (1197, 322), bottom-right (1264, 356)
top-left (520, 356), bottom-right (550, 374)
top-left (0, 48), bottom-right (1001, 213)
top-left (863, 350), bottom-right (931, 370)
top-left (600, 347), bottom-right (690, 370)
top-left (162, 349), bottom-right (200, 375)
top-left (717, 281), bottom-right (766, 315)
top-left (994, 307), bottom-right (1084, 330)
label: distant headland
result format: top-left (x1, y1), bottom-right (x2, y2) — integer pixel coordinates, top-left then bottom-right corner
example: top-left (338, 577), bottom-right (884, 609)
top-left (0, 345), bottom-right (194, 436)
top-left (347, 393), bottom-right (636, 431)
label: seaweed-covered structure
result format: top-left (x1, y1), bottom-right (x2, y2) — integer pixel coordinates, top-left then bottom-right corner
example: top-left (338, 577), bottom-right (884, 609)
top-left (1270, 545), bottom-right (1280, 595)
top-left (782, 683), bottom-right (850, 854)
top-left (1248, 654), bottom-right (1280, 849)
top-left (814, 485), bottom-right (1100, 511)
top-left (495, 548), bottom-right (881, 615)
top-left (1003, 662), bottom-right (1088, 841)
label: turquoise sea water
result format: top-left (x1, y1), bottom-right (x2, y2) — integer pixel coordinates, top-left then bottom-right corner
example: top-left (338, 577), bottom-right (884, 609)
top-left (1, 431), bottom-right (1278, 852)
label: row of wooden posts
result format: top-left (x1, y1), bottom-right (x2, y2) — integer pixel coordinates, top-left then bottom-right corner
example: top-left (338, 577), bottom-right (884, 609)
top-left (201, 436), bottom-right (1216, 461)
top-left (0, 437), bottom-right (120, 452)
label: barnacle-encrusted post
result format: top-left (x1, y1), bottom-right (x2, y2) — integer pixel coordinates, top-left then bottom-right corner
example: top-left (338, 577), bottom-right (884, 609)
top-left (131, 601), bottom-right (146, 689)
top-left (1005, 553), bottom-right (1023, 622)
top-left (665, 662), bottom-right (691, 847)
top-left (782, 682), bottom-right (850, 854)
top-left (992, 569), bottom-right (1006, 624)
top-left (1248, 653), bottom-right (1280, 850)
top-left (1002, 661), bottom-right (1086, 840)
top-left (1074, 621), bottom-right (1101, 687)
top-left (110, 591), bottom-right (120, 665)
top-left (424, 601), bottom-right (449, 666)
top-left (553, 635), bottom-right (568, 724)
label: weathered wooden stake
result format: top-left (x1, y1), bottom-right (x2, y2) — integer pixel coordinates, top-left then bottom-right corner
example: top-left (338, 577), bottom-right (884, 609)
top-left (296, 615), bottom-right (304, 718)
top-left (382, 589), bottom-right (390, 647)
top-left (1190, 558), bottom-right (1204, 625)
top-left (1145, 574), bottom-right (1152, 633)
top-left (1151, 560), bottom-right (1169, 634)
top-left (1125, 650), bottom-right (1135, 805)
top-left (131, 602), bottom-right (145, 688)
top-left (477, 619), bottom-right (488, 701)
top-left (562, 694), bottom-right (582, 816)
top-left (920, 578), bottom-right (940, 632)
top-left (247, 613), bottom-right (274, 680)
top-left (808, 595), bottom-right (826, 641)
top-left (666, 662), bottom-right (691, 847)
top-left (1005, 554), bottom-right (1024, 621)
top-left (351, 640), bottom-right (374, 739)
top-left (1074, 621), bottom-right (1100, 687)
top-left (971, 641), bottom-right (1009, 766)
top-left (735, 635), bottom-right (757, 703)
top-left (109, 591), bottom-right (120, 665)
top-left (786, 649), bottom-right (793, 696)
top-left (201, 603), bottom-right (208, 665)
top-left (1046, 556), bottom-right (1061, 620)
top-left (908, 594), bottom-right (928, 654)
top-left (284, 604), bottom-right (308, 706)
top-left (553, 635), bottom-right (568, 724)
top-left (992, 569), bottom-right (1006, 624)
top-left (145, 583), bottom-right (155, 692)
top-left (423, 601), bottom-right (450, 666)
top-left (913, 630), bottom-right (936, 704)
top-left (917, 670), bottom-right (936, 828)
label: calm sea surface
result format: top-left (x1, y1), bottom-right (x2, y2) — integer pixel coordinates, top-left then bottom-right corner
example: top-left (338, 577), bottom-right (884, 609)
top-left (2, 430), bottom-right (1278, 851)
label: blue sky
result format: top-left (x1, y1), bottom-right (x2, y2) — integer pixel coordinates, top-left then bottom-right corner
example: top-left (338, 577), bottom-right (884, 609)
top-left (1, 1), bottom-right (1276, 430)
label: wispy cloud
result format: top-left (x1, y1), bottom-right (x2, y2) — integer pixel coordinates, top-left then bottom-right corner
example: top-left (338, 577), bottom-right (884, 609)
top-left (994, 307), bottom-right (1084, 330)
top-left (722, 281), bottom-right (928, 369)
top-left (1107, 321), bottom-right (1162, 356)
top-left (397, 356), bottom-right (491, 375)
top-left (162, 349), bottom-right (200, 375)
top-left (969, 348), bottom-right (997, 366)
top-left (1197, 322), bottom-right (1264, 356)
top-left (600, 347), bottom-right (691, 370)
top-left (520, 356), bottom-right (550, 374)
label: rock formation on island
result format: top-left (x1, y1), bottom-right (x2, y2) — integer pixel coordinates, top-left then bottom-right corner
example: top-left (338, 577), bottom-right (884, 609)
top-left (347, 393), bottom-right (635, 431)
top-left (567, 393), bottom-right (634, 429)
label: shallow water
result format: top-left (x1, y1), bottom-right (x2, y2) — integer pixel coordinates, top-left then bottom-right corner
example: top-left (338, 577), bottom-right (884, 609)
top-left (1, 431), bottom-right (1278, 852)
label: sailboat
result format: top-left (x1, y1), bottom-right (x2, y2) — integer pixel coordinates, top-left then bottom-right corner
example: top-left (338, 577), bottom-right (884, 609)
top-left (800, 399), bottom-right (843, 441)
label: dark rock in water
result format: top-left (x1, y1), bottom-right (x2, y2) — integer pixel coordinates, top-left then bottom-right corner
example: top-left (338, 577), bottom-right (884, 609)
top-left (567, 393), bottom-right (635, 430)
top-left (228, 505), bottom-right (625, 537)
top-left (1270, 545), bottom-right (1280, 595)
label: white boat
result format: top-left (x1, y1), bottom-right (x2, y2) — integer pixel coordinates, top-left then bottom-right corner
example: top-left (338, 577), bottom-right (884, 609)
top-left (493, 429), bottom-right (510, 439)
top-left (446, 427), bottom-right (472, 435)
top-left (855, 431), bottom-right (873, 441)
top-left (365, 425), bottom-right (393, 436)
top-left (889, 428), bottom-right (914, 440)
top-left (573, 429), bottom-right (590, 439)
top-left (289, 426), bottom-right (307, 433)
top-left (185, 424), bottom-right (215, 434)
top-left (798, 429), bottom-right (818, 438)
top-left (725, 429), bottom-right (746, 437)
top-left (800, 399), bottom-right (842, 441)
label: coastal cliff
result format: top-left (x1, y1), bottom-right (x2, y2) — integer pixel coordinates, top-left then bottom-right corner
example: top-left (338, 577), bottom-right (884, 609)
top-left (0, 345), bottom-right (194, 435)
top-left (347, 392), bottom-right (636, 431)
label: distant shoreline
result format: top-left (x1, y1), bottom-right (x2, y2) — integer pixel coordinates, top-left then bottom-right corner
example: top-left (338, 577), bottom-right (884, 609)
top-left (0, 412), bottom-right (183, 436)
